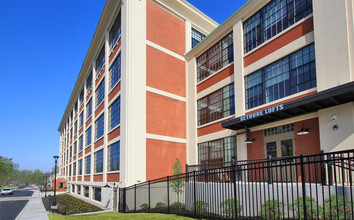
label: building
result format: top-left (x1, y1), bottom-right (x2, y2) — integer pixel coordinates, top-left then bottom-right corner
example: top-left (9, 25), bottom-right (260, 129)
top-left (57, 0), bottom-right (354, 209)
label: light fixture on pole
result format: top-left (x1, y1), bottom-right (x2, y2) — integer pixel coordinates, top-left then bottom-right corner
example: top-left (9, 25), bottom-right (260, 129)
top-left (52, 156), bottom-right (59, 208)
top-left (245, 138), bottom-right (255, 144)
top-left (296, 127), bottom-right (309, 135)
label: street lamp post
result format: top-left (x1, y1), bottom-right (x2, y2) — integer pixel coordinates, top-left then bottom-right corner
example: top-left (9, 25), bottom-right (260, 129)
top-left (53, 156), bottom-right (59, 206)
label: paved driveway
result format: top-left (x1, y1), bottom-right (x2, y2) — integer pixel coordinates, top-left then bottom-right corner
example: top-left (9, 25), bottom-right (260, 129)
top-left (0, 190), bottom-right (34, 220)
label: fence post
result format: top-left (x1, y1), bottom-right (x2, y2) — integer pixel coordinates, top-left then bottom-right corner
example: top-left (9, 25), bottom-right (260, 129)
top-left (300, 154), bottom-right (307, 220)
top-left (320, 150), bottom-right (326, 185)
top-left (193, 170), bottom-right (197, 217)
top-left (205, 161), bottom-right (209, 183)
top-left (148, 180), bottom-right (151, 213)
top-left (123, 188), bottom-right (127, 213)
top-left (328, 154), bottom-right (333, 185)
top-left (232, 158), bottom-right (238, 218)
top-left (134, 184), bottom-right (136, 212)
top-left (186, 164), bottom-right (189, 182)
top-left (267, 155), bottom-right (273, 184)
top-left (167, 176), bottom-right (170, 213)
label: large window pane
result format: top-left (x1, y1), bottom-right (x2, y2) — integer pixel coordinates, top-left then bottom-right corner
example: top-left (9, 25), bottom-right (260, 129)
top-left (95, 149), bottom-right (103, 173)
top-left (109, 98), bottom-right (120, 130)
top-left (108, 142), bottom-right (120, 171)
top-left (95, 114), bottom-right (104, 140)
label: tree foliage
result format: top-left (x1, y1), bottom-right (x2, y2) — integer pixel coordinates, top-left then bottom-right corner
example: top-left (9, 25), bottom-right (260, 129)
top-left (0, 156), bottom-right (18, 185)
top-left (170, 157), bottom-right (184, 195)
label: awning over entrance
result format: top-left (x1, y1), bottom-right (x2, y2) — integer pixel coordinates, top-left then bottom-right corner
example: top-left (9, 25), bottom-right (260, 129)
top-left (222, 81), bottom-right (354, 130)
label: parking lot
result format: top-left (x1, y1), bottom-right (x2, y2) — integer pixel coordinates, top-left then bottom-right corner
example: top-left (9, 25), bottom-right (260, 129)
top-left (0, 190), bottom-right (34, 220)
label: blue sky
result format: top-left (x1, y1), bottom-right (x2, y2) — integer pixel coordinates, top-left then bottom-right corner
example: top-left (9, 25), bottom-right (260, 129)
top-left (0, 0), bottom-right (247, 172)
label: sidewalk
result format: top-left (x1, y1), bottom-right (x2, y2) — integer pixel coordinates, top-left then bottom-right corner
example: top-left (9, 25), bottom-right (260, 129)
top-left (16, 190), bottom-right (49, 220)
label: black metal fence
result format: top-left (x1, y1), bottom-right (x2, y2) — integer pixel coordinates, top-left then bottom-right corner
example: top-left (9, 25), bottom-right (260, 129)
top-left (119, 149), bottom-right (354, 219)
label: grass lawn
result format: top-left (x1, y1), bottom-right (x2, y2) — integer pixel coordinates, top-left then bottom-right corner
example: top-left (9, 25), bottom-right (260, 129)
top-left (48, 212), bottom-right (195, 220)
top-left (2, 186), bottom-right (18, 190)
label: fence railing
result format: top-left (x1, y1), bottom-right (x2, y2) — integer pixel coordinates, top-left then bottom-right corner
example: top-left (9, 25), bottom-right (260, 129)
top-left (119, 149), bottom-right (354, 219)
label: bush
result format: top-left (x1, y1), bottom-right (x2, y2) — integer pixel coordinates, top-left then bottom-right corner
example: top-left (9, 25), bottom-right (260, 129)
top-left (140, 203), bottom-right (150, 212)
top-left (220, 198), bottom-right (242, 218)
top-left (258, 199), bottom-right (284, 219)
top-left (319, 194), bottom-right (353, 220)
top-left (154, 202), bottom-right (165, 211)
top-left (191, 200), bottom-right (208, 215)
top-left (50, 194), bottom-right (102, 215)
top-left (290, 196), bottom-right (318, 219)
top-left (171, 201), bottom-right (184, 213)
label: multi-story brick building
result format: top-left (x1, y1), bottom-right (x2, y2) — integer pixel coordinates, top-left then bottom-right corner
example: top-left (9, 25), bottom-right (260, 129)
top-left (57, 0), bottom-right (354, 210)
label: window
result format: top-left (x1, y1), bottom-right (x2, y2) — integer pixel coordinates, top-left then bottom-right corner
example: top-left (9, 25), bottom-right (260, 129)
top-left (69, 146), bottom-right (72, 158)
top-left (79, 135), bottom-right (83, 151)
top-left (79, 89), bottom-right (84, 105)
top-left (86, 72), bottom-right (92, 92)
top-left (96, 45), bottom-right (105, 74)
top-left (95, 114), bottom-right (104, 140)
top-left (77, 185), bottom-right (81, 195)
top-left (243, 0), bottom-right (313, 53)
top-left (108, 142), bottom-right (120, 171)
top-left (109, 55), bottom-right (121, 89)
top-left (79, 112), bottom-right (83, 128)
top-left (69, 164), bottom-right (72, 177)
top-left (109, 12), bottom-right (121, 49)
top-left (59, 183), bottom-right (63, 188)
top-left (94, 187), bottom-right (101, 201)
top-left (96, 79), bottom-right (105, 107)
top-left (74, 102), bottom-right (78, 115)
top-left (74, 141), bottom-right (77, 155)
top-left (87, 99), bottom-right (92, 119)
top-left (197, 83), bottom-right (234, 126)
top-left (196, 32), bottom-right (233, 82)
top-left (95, 149), bottom-right (104, 173)
top-left (245, 43), bottom-right (316, 109)
top-left (78, 159), bottom-right (82, 175)
top-left (84, 186), bottom-right (89, 198)
top-left (74, 121), bottom-right (77, 134)
top-left (192, 28), bottom-right (206, 48)
top-left (85, 155), bottom-right (91, 174)
top-left (70, 128), bottom-right (73, 140)
top-left (72, 185), bottom-right (75, 193)
top-left (198, 136), bottom-right (236, 164)
top-left (109, 97), bottom-right (120, 130)
top-left (86, 127), bottom-right (92, 146)
top-left (73, 162), bottom-right (76, 175)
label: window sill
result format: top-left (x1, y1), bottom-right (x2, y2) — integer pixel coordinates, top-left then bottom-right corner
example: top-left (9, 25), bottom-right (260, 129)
top-left (95, 136), bottom-right (104, 143)
top-left (109, 35), bottom-right (121, 56)
top-left (106, 171), bottom-right (120, 174)
top-left (95, 100), bottom-right (105, 112)
top-left (196, 62), bottom-right (234, 86)
top-left (197, 115), bottom-right (235, 129)
top-left (109, 79), bottom-right (121, 95)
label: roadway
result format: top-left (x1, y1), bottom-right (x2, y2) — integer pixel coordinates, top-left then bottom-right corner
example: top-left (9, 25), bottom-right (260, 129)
top-left (0, 190), bottom-right (34, 220)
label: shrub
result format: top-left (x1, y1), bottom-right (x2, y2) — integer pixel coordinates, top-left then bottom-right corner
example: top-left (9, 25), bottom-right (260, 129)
top-left (154, 202), bottom-right (165, 211)
top-left (258, 199), bottom-right (284, 219)
top-left (290, 196), bottom-right (318, 219)
top-left (319, 194), bottom-right (353, 220)
top-left (191, 200), bottom-right (208, 215)
top-left (220, 198), bottom-right (242, 218)
top-left (140, 203), bottom-right (150, 212)
top-left (51, 194), bottom-right (101, 215)
top-left (171, 201), bottom-right (184, 213)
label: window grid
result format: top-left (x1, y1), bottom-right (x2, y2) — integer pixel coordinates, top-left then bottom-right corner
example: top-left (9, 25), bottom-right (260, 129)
top-left (95, 149), bottom-right (104, 173)
top-left (84, 186), bottom-right (89, 197)
top-left (245, 43), bottom-right (315, 109)
top-left (192, 28), bottom-right (206, 48)
top-left (96, 79), bottom-right (105, 107)
top-left (78, 159), bottom-right (82, 175)
top-left (244, 0), bottom-right (312, 53)
top-left (85, 155), bottom-right (91, 175)
top-left (197, 83), bottom-right (234, 126)
top-left (108, 142), bottom-right (120, 171)
top-left (109, 98), bottom-right (120, 130)
top-left (73, 162), bottom-right (76, 175)
top-left (79, 136), bottom-right (83, 151)
top-left (74, 141), bottom-right (77, 155)
top-left (79, 112), bottom-right (83, 128)
top-left (198, 136), bottom-right (236, 164)
top-left (196, 32), bottom-right (233, 82)
top-left (94, 187), bottom-right (101, 202)
top-left (86, 127), bottom-right (92, 146)
top-left (79, 89), bottom-right (84, 104)
top-left (95, 114), bottom-right (104, 140)
top-left (86, 72), bottom-right (92, 92)
top-left (74, 121), bottom-right (77, 134)
top-left (264, 123), bottom-right (294, 136)
top-left (109, 12), bottom-right (121, 49)
top-left (96, 45), bottom-right (105, 74)
top-left (109, 55), bottom-right (121, 89)
top-left (87, 99), bottom-right (92, 119)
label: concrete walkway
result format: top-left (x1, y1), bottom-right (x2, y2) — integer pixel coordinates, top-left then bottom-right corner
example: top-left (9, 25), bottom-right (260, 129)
top-left (16, 190), bottom-right (49, 220)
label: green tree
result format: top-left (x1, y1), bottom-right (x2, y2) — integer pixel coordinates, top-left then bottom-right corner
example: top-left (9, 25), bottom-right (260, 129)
top-left (170, 157), bottom-right (184, 203)
top-left (0, 156), bottom-right (17, 186)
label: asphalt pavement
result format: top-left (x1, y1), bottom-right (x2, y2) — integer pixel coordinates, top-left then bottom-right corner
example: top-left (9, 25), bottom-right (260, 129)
top-left (0, 190), bottom-right (33, 220)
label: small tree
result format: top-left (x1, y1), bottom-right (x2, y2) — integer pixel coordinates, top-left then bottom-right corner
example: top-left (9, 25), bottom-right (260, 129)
top-left (259, 199), bottom-right (284, 219)
top-left (170, 157), bottom-right (184, 204)
top-left (220, 198), bottom-right (242, 218)
top-left (290, 196), bottom-right (318, 219)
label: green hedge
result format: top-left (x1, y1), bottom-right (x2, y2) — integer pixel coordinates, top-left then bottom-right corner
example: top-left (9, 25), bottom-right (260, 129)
top-left (53, 194), bottom-right (102, 215)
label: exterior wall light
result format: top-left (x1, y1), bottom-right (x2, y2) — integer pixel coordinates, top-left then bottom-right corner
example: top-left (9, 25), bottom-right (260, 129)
top-left (297, 128), bottom-right (310, 135)
top-left (245, 138), bottom-right (255, 144)
top-left (333, 125), bottom-right (338, 131)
